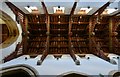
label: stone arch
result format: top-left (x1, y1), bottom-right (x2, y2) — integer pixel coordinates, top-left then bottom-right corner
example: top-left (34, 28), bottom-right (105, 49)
top-left (0, 10), bottom-right (19, 48)
top-left (0, 64), bottom-right (39, 77)
top-left (57, 71), bottom-right (89, 77)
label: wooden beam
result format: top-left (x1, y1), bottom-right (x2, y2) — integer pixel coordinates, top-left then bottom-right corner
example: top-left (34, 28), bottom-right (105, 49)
top-left (41, 1), bottom-right (48, 16)
top-left (69, 15), bottom-right (80, 65)
top-left (89, 17), bottom-right (116, 64)
top-left (40, 50), bottom-right (48, 62)
top-left (3, 38), bottom-right (25, 62)
top-left (70, 2), bottom-right (77, 16)
top-left (69, 1), bottom-right (78, 60)
top-left (37, 46), bottom-right (48, 65)
top-left (110, 17), bottom-right (120, 55)
top-left (5, 2), bottom-right (25, 15)
top-left (37, 12), bottom-right (49, 66)
top-left (90, 38), bottom-right (110, 61)
top-left (5, 2), bottom-right (28, 54)
top-left (69, 46), bottom-right (80, 65)
top-left (36, 1), bottom-right (49, 65)
top-left (5, 2), bottom-right (26, 33)
top-left (92, 1), bottom-right (113, 16)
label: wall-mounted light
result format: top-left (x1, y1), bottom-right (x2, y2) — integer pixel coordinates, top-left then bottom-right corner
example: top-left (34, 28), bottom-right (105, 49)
top-left (58, 5), bottom-right (60, 8)
top-left (53, 6), bottom-right (65, 14)
top-left (78, 8), bottom-right (92, 14)
top-left (25, 5), bottom-right (32, 13)
top-left (56, 57), bottom-right (59, 60)
top-left (25, 57), bottom-right (27, 60)
top-left (87, 57), bottom-right (90, 59)
top-left (87, 6), bottom-right (90, 9)
top-left (24, 5), bottom-right (38, 13)
top-left (102, 8), bottom-right (118, 14)
top-left (114, 7), bottom-right (118, 10)
top-left (117, 57), bottom-right (119, 59)
top-left (27, 5), bottom-right (30, 8)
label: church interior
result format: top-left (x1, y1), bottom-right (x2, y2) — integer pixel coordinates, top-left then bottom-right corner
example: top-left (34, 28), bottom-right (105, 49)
top-left (0, 0), bottom-right (120, 77)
